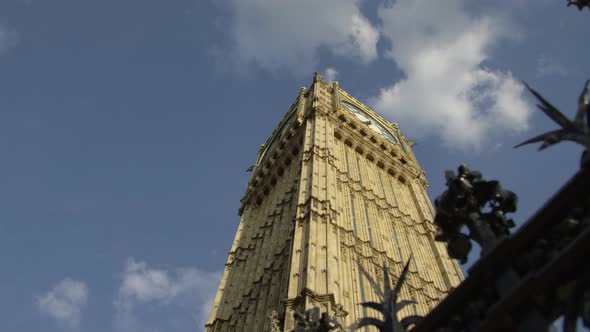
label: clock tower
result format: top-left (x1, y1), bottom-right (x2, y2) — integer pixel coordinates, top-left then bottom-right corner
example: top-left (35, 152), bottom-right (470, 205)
top-left (205, 73), bottom-right (463, 331)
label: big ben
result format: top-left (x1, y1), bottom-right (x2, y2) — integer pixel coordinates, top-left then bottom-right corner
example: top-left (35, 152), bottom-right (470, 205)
top-left (206, 73), bottom-right (463, 331)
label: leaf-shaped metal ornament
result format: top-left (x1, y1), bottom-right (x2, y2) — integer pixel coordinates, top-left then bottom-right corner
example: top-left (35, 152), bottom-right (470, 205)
top-left (516, 81), bottom-right (590, 167)
top-left (350, 258), bottom-right (421, 332)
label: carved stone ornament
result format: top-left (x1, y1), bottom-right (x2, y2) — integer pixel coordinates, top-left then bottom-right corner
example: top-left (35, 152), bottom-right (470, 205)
top-left (293, 307), bottom-right (340, 332)
top-left (269, 310), bottom-right (281, 332)
top-left (332, 303), bottom-right (348, 319)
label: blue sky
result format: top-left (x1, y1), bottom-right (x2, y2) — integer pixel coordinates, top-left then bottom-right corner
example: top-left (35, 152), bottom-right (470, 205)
top-left (0, 0), bottom-right (588, 331)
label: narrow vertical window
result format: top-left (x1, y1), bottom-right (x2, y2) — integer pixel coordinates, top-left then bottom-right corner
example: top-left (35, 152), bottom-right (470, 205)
top-left (390, 225), bottom-right (404, 263)
top-left (355, 157), bottom-right (363, 186)
top-left (389, 178), bottom-right (398, 207)
top-left (351, 194), bottom-right (358, 236)
top-left (356, 157), bottom-right (373, 246)
top-left (378, 173), bottom-right (388, 202)
top-left (364, 205), bottom-right (374, 246)
top-left (345, 149), bottom-right (351, 177)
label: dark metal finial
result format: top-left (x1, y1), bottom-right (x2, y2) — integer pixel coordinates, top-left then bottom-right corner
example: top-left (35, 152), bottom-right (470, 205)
top-left (350, 257), bottom-right (423, 332)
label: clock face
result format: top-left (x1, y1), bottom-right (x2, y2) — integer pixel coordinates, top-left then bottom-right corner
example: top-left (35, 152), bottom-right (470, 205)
top-left (342, 102), bottom-right (399, 145)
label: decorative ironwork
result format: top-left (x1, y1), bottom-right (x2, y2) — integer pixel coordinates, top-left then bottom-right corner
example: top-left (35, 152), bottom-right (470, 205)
top-left (515, 80), bottom-right (590, 167)
top-left (413, 164), bottom-right (590, 332)
top-left (350, 258), bottom-right (423, 332)
top-left (562, 266), bottom-right (590, 331)
top-left (567, 0), bottom-right (590, 10)
top-left (293, 307), bottom-right (340, 332)
top-left (433, 164), bottom-right (517, 263)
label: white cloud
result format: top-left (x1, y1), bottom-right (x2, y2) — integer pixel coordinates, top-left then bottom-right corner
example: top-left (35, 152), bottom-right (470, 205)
top-left (115, 258), bottom-right (221, 332)
top-left (37, 278), bottom-right (88, 328)
top-left (0, 26), bottom-right (18, 54)
top-left (536, 54), bottom-right (567, 78)
top-left (370, 0), bottom-right (531, 150)
top-left (228, 0), bottom-right (378, 74)
top-left (324, 68), bottom-right (338, 82)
